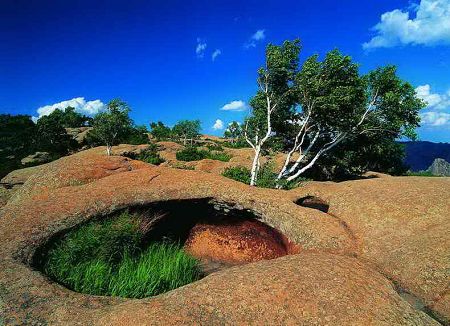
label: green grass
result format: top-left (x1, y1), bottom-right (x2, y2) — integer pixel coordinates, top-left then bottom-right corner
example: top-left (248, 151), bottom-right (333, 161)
top-left (42, 211), bottom-right (201, 298)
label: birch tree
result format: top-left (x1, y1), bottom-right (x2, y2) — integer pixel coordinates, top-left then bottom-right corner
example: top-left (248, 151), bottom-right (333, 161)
top-left (244, 40), bottom-right (300, 185)
top-left (275, 51), bottom-right (423, 185)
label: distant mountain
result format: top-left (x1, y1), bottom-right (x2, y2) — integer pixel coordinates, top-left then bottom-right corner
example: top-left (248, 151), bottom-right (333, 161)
top-left (401, 141), bottom-right (450, 171)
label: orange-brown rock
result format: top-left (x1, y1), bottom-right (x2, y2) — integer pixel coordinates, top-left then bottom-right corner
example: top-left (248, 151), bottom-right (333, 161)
top-left (185, 218), bottom-right (299, 264)
top-left (291, 176), bottom-right (450, 323)
top-left (67, 253), bottom-right (439, 325)
top-left (0, 145), bottom-right (448, 325)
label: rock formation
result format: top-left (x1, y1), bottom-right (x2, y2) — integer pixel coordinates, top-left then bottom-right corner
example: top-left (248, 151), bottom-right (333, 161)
top-left (0, 145), bottom-right (448, 325)
top-left (20, 151), bottom-right (52, 165)
top-left (428, 158), bottom-right (450, 176)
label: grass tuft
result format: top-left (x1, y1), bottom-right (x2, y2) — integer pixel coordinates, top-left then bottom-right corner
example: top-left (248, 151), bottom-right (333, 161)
top-left (42, 211), bottom-right (201, 298)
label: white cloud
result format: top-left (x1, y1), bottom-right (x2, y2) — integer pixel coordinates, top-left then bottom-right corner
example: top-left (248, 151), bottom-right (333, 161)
top-left (196, 38), bottom-right (207, 58)
top-left (212, 49), bottom-right (221, 61)
top-left (251, 29), bottom-right (266, 41)
top-left (416, 84), bottom-right (450, 127)
top-left (245, 29), bottom-right (266, 48)
top-left (212, 119), bottom-right (224, 130)
top-left (363, 0), bottom-right (450, 49)
top-left (220, 100), bottom-right (247, 111)
top-left (415, 84), bottom-right (450, 110)
top-left (420, 111), bottom-right (450, 126)
top-left (34, 97), bottom-right (106, 120)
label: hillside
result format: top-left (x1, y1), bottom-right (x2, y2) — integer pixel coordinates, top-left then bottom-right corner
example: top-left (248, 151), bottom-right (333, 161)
top-left (401, 141), bottom-right (450, 171)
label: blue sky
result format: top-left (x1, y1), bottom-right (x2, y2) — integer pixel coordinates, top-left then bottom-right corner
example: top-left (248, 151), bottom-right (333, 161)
top-left (1, 0), bottom-right (449, 142)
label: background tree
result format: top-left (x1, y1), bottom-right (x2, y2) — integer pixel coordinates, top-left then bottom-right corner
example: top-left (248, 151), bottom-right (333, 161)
top-left (149, 121), bottom-right (172, 140)
top-left (223, 121), bottom-right (242, 143)
top-left (88, 99), bottom-right (133, 155)
top-left (244, 40), bottom-right (300, 185)
top-left (52, 106), bottom-right (92, 127)
top-left (123, 125), bottom-right (149, 145)
top-left (35, 113), bottom-right (78, 154)
top-left (172, 119), bottom-right (201, 145)
top-left (0, 114), bottom-right (37, 178)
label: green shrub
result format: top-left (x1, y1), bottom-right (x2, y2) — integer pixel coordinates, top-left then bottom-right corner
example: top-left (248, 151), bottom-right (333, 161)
top-left (176, 146), bottom-right (232, 162)
top-left (137, 144), bottom-right (164, 165)
top-left (221, 139), bottom-right (250, 148)
top-left (222, 164), bottom-right (276, 187)
top-left (176, 146), bottom-right (208, 161)
top-left (222, 166), bottom-right (251, 184)
top-left (206, 151), bottom-right (232, 162)
top-left (42, 211), bottom-right (201, 298)
top-left (255, 163), bottom-right (278, 188)
top-left (205, 143), bottom-right (224, 151)
top-left (222, 163), bottom-right (309, 189)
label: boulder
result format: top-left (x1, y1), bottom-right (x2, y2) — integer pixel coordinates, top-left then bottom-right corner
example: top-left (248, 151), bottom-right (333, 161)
top-left (65, 127), bottom-right (93, 144)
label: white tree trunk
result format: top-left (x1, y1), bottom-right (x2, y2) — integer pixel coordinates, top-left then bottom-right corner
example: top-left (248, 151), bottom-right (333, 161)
top-left (285, 133), bottom-right (347, 181)
top-left (250, 146), bottom-right (261, 186)
top-left (275, 90), bottom-right (380, 185)
top-left (245, 72), bottom-right (277, 186)
top-left (106, 144), bottom-right (112, 156)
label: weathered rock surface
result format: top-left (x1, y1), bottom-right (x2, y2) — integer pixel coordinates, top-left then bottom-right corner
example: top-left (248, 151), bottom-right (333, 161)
top-left (0, 145), bottom-right (448, 325)
top-left (0, 165), bottom-right (43, 207)
top-left (428, 158), bottom-right (450, 176)
top-left (185, 218), bottom-right (300, 264)
top-left (89, 253), bottom-right (437, 326)
top-left (292, 176), bottom-right (450, 323)
top-left (65, 127), bottom-right (93, 144)
top-left (20, 151), bottom-right (52, 165)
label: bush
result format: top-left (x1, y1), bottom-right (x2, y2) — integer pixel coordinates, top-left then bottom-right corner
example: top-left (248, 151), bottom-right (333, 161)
top-left (42, 211), bottom-right (201, 298)
top-left (176, 146), bottom-right (208, 161)
top-left (222, 166), bottom-right (251, 184)
top-left (222, 163), bottom-right (308, 189)
top-left (206, 151), bottom-right (231, 162)
top-left (221, 139), bottom-right (250, 148)
top-left (137, 143), bottom-right (164, 165)
top-left (171, 163), bottom-right (195, 170)
top-left (205, 143), bottom-right (224, 151)
top-left (176, 146), bottom-right (232, 162)
top-left (255, 163), bottom-right (278, 188)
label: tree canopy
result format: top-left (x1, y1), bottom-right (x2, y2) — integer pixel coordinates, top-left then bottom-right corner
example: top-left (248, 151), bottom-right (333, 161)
top-left (172, 119), bottom-right (201, 145)
top-left (88, 99), bottom-right (133, 155)
top-left (223, 121), bottom-right (242, 142)
top-left (149, 121), bottom-right (172, 140)
top-left (244, 39), bottom-right (424, 186)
